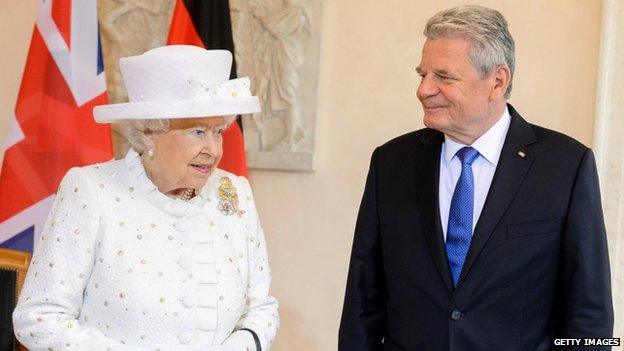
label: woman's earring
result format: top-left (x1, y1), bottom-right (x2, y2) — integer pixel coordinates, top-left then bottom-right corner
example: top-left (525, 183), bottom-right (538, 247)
top-left (147, 148), bottom-right (154, 157)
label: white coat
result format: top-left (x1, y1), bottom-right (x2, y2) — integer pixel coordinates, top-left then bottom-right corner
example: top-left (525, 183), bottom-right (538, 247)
top-left (13, 149), bottom-right (279, 350)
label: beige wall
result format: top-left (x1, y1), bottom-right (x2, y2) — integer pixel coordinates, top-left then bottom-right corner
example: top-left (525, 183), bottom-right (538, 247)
top-left (0, 0), bottom-right (38, 170)
top-left (253, 1), bottom-right (602, 350)
top-left (0, 0), bottom-right (604, 350)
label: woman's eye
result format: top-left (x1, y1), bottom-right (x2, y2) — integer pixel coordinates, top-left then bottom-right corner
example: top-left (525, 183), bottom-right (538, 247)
top-left (190, 129), bottom-right (206, 137)
top-left (212, 127), bottom-right (225, 137)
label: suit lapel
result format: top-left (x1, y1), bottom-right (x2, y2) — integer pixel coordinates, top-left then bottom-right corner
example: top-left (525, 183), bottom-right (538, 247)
top-left (413, 130), bottom-right (454, 293)
top-left (457, 105), bottom-right (538, 286)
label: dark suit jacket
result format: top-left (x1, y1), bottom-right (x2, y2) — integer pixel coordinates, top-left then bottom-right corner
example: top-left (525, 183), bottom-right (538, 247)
top-left (338, 105), bottom-right (613, 351)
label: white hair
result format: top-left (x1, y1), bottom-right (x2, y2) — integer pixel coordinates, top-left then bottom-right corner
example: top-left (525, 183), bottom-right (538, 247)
top-left (121, 116), bottom-right (237, 153)
top-left (424, 5), bottom-right (515, 99)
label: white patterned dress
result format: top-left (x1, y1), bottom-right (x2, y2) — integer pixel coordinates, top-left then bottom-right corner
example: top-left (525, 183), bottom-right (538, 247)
top-left (13, 149), bottom-right (279, 350)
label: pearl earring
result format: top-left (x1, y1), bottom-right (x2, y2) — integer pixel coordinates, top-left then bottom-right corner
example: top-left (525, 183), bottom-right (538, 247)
top-left (147, 149), bottom-right (154, 157)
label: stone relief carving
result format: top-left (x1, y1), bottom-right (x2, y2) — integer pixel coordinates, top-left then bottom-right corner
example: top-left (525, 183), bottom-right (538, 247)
top-left (98, 0), bottom-right (321, 171)
top-left (251, 0), bottom-right (310, 151)
top-left (232, 0), bottom-right (322, 171)
top-left (98, 0), bottom-right (174, 158)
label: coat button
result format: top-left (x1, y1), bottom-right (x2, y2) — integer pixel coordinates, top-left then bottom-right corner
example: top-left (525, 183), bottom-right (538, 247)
top-left (178, 332), bottom-right (192, 344)
top-left (178, 257), bottom-right (193, 269)
top-left (174, 222), bottom-right (187, 232)
top-left (450, 310), bottom-right (462, 321)
top-left (182, 295), bottom-right (197, 308)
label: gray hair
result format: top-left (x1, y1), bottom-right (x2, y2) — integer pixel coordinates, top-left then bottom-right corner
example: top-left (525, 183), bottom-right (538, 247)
top-left (122, 116), bottom-right (237, 154)
top-left (424, 5), bottom-right (515, 99)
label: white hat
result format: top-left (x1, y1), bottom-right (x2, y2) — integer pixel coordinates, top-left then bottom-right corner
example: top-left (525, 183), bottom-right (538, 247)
top-left (93, 45), bottom-right (260, 123)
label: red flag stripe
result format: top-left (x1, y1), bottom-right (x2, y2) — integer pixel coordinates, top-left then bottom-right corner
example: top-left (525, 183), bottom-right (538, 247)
top-left (167, 0), bottom-right (204, 48)
top-left (166, 0), bottom-right (248, 177)
top-left (51, 0), bottom-right (72, 49)
top-left (0, 0), bottom-right (112, 232)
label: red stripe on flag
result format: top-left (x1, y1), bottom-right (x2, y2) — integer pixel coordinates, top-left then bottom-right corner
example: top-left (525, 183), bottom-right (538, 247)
top-left (166, 0), bottom-right (248, 177)
top-left (167, 0), bottom-right (204, 47)
top-left (0, 28), bottom-right (112, 223)
top-left (52, 0), bottom-right (72, 49)
top-left (219, 124), bottom-right (247, 177)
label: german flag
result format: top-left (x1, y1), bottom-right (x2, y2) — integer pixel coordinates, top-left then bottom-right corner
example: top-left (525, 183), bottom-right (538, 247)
top-left (167, 0), bottom-right (248, 177)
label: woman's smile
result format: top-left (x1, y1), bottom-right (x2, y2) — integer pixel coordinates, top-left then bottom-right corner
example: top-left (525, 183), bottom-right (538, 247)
top-left (190, 163), bottom-right (212, 174)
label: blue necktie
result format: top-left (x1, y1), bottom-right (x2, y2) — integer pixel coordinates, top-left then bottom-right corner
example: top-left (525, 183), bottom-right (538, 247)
top-left (446, 146), bottom-right (479, 287)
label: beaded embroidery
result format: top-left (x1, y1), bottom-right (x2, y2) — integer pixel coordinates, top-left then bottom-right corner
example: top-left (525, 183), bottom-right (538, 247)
top-left (217, 177), bottom-right (245, 217)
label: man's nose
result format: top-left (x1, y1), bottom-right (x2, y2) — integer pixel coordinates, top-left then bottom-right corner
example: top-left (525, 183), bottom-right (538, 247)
top-left (417, 75), bottom-right (438, 101)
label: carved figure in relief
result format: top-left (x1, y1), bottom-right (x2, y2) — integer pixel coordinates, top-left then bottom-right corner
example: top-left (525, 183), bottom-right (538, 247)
top-left (249, 0), bottom-right (311, 151)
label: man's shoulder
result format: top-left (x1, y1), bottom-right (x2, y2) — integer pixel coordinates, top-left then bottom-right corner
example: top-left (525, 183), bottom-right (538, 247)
top-left (527, 123), bottom-right (588, 153)
top-left (371, 116), bottom-right (590, 160)
top-left (508, 104), bottom-right (589, 156)
top-left (377, 128), bottom-right (440, 153)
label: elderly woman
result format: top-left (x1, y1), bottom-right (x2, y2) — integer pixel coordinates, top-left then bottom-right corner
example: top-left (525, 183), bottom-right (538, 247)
top-left (13, 45), bottom-right (278, 351)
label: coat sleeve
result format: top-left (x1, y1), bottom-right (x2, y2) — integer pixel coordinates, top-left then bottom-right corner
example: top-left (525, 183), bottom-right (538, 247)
top-left (338, 148), bottom-right (387, 351)
top-left (12, 168), bottom-right (134, 351)
top-left (221, 177), bottom-right (279, 351)
top-left (558, 148), bottom-right (613, 346)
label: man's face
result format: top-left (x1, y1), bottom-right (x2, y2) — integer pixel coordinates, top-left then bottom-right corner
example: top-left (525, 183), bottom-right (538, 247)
top-left (416, 37), bottom-right (499, 143)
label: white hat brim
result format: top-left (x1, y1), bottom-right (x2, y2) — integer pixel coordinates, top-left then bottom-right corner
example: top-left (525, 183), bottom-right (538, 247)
top-left (93, 96), bottom-right (261, 123)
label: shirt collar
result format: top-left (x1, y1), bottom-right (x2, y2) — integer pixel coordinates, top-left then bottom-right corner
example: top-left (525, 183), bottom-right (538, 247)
top-left (442, 107), bottom-right (511, 166)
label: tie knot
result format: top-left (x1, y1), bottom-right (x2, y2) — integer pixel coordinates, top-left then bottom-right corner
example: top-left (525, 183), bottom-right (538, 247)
top-left (456, 147), bottom-right (479, 165)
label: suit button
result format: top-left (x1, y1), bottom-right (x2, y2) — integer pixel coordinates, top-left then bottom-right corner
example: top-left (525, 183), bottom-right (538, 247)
top-left (450, 310), bottom-right (462, 321)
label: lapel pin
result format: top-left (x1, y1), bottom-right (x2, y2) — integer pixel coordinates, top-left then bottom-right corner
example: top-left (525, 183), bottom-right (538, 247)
top-left (517, 150), bottom-right (526, 158)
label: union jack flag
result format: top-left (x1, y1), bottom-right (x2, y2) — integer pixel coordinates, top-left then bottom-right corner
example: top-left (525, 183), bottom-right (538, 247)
top-left (0, 0), bottom-right (113, 252)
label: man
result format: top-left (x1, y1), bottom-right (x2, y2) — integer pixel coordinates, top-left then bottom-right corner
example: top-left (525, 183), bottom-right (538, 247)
top-left (339, 5), bottom-right (613, 351)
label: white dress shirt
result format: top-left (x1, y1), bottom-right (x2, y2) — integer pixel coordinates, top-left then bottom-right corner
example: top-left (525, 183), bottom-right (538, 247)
top-left (439, 108), bottom-right (511, 241)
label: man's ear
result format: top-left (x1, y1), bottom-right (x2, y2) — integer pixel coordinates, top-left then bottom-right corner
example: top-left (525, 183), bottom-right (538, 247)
top-left (490, 65), bottom-right (511, 100)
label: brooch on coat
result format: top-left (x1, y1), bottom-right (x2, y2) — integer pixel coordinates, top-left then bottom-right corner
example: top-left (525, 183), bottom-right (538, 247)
top-left (217, 177), bottom-right (245, 217)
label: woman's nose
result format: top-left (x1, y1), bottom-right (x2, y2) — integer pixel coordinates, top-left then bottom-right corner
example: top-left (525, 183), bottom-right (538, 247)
top-left (201, 134), bottom-right (221, 156)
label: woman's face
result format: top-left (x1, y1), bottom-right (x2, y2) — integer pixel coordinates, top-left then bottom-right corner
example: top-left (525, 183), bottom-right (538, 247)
top-left (143, 117), bottom-right (226, 193)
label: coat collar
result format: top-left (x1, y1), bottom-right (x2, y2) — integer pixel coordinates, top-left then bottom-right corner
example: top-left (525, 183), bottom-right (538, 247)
top-left (125, 148), bottom-right (228, 218)
top-left (415, 104), bottom-right (538, 292)
top-left (458, 104), bottom-right (538, 287)
top-left (412, 128), bottom-right (451, 291)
